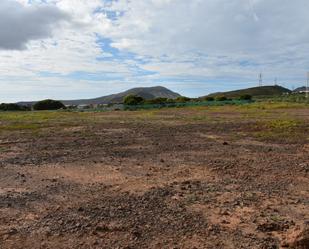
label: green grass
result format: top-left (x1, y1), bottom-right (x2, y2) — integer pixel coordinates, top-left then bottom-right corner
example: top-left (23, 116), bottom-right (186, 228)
top-left (0, 102), bottom-right (308, 143)
top-left (0, 123), bottom-right (42, 131)
top-left (268, 119), bottom-right (300, 131)
top-left (239, 101), bottom-right (308, 110)
top-left (0, 147), bottom-right (9, 153)
top-left (257, 93), bottom-right (309, 103)
top-left (251, 118), bottom-right (307, 143)
top-left (0, 111), bottom-right (91, 122)
top-left (0, 111), bottom-right (98, 132)
top-left (208, 85), bottom-right (291, 99)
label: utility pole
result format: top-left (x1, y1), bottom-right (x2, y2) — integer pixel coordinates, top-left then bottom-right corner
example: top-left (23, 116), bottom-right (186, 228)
top-left (259, 73), bottom-right (263, 87)
top-left (306, 72), bottom-right (309, 99)
top-left (274, 77), bottom-right (277, 86)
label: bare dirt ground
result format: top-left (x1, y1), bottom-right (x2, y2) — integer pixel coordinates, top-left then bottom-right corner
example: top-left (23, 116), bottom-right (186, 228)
top-left (0, 104), bottom-right (308, 249)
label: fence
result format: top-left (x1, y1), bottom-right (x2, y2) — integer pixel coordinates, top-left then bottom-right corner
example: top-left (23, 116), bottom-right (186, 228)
top-left (123, 100), bottom-right (253, 111)
top-left (71, 100), bottom-right (253, 112)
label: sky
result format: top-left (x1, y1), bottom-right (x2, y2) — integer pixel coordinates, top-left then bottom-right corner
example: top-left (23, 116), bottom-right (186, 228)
top-left (1, 0), bottom-right (309, 102)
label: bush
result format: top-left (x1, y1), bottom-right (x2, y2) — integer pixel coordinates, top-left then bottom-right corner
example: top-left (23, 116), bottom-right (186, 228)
top-left (215, 96), bottom-right (228, 101)
top-left (204, 96), bottom-right (215, 101)
top-left (175, 96), bottom-right (191, 103)
top-left (0, 103), bottom-right (30, 111)
top-left (166, 98), bottom-right (176, 103)
top-left (33, 99), bottom-right (65, 110)
top-left (239, 94), bottom-right (252, 100)
top-left (144, 97), bottom-right (168, 105)
top-left (123, 95), bottom-right (145, 105)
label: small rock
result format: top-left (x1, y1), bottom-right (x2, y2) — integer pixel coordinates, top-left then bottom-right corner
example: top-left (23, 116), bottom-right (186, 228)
top-left (8, 228), bottom-right (18, 235)
top-left (132, 230), bottom-right (141, 238)
top-left (2, 234), bottom-right (9, 240)
top-left (220, 210), bottom-right (230, 216)
top-left (77, 207), bottom-right (84, 212)
top-left (95, 225), bottom-right (109, 232)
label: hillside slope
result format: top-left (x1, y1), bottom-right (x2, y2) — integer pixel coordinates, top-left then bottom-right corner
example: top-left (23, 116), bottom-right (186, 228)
top-left (18, 86), bottom-right (181, 106)
top-left (293, 86), bottom-right (308, 92)
top-left (207, 85), bottom-right (291, 98)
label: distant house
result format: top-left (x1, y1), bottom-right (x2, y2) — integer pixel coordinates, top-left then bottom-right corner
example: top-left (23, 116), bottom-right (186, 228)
top-left (98, 104), bottom-right (109, 108)
top-left (90, 104), bottom-right (99, 109)
top-left (65, 105), bottom-right (77, 109)
top-left (77, 104), bottom-right (91, 110)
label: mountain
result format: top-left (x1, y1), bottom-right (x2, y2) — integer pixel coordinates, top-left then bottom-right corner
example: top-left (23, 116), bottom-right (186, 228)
top-left (293, 86), bottom-right (308, 93)
top-left (205, 85), bottom-right (291, 99)
top-left (18, 86), bottom-right (181, 106)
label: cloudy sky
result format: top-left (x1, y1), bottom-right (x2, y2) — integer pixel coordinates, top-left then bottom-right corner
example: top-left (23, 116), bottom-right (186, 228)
top-left (1, 0), bottom-right (309, 102)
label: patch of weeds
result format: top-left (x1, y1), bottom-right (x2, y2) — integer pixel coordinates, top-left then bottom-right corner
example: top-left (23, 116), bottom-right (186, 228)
top-left (130, 110), bottom-right (159, 122)
top-left (270, 215), bottom-right (284, 222)
top-left (268, 119), bottom-right (300, 132)
top-left (0, 146), bottom-right (9, 153)
top-left (190, 115), bottom-right (209, 122)
top-left (0, 123), bottom-right (42, 131)
top-left (240, 102), bottom-right (308, 110)
top-left (253, 119), bottom-right (307, 143)
top-left (241, 192), bottom-right (260, 203)
top-left (0, 111), bottom-right (91, 124)
top-left (185, 194), bottom-right (201, 204)
top-left (139, 110), bottom-right (159, 118)
top-left (205, 185), bottom-right (220, 193)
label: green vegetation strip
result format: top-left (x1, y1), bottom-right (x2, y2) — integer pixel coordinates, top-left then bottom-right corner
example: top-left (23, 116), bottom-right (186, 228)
top-left (123, 100), bottom-right (253, 111)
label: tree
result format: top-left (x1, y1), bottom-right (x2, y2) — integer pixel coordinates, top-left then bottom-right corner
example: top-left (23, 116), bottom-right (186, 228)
top-left (33, 99), bottom-right (65, 110)
top-left (144, 97), bottom-right (168, 104)
top-left (204, 96), bottom-right (215, 101)
top-left (239, 94), bottom-right (252, 100)
top-left (0, 103), bottom-right (30, 111)
top-left (215, 96), bottom-right (228, 101)
top-left (123, 95), bottom-right (145, 105)
top-left (175, 96), bottom-right (191, 103)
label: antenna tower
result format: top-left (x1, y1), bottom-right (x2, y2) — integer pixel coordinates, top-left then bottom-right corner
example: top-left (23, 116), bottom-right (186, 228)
top-left (306, 72), bottom-right (309, 99)
top-left (259, 73), bottom-right (263, 87)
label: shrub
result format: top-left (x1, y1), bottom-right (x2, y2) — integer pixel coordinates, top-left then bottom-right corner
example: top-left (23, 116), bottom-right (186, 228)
top-left (123, 95), bottom-right (145, 105)
top-left (166, 98), bottom-right (176, 103)
top-left (33, 99), bottom-right (65, 110)
top-left (0, 103), bottom-right (30, 111)
top-left (239, 94), bottom-right (252, 100)
top-left (175, 96), bottom-right (191, 103)
top-left (144, 97), bottom-right (168, 105)
top-left (204, 96), bottom-right (215, 101)
top-left (215, 96), bottom-right (228, 101)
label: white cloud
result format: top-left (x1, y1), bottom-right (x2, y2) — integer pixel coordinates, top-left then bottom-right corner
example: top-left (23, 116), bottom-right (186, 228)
top-left (0, 0), bottom-right (69, 50)
top-left (1, 0), bottom-right (309, 102)
top-left (109, 0), bottom-right (309, 54)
